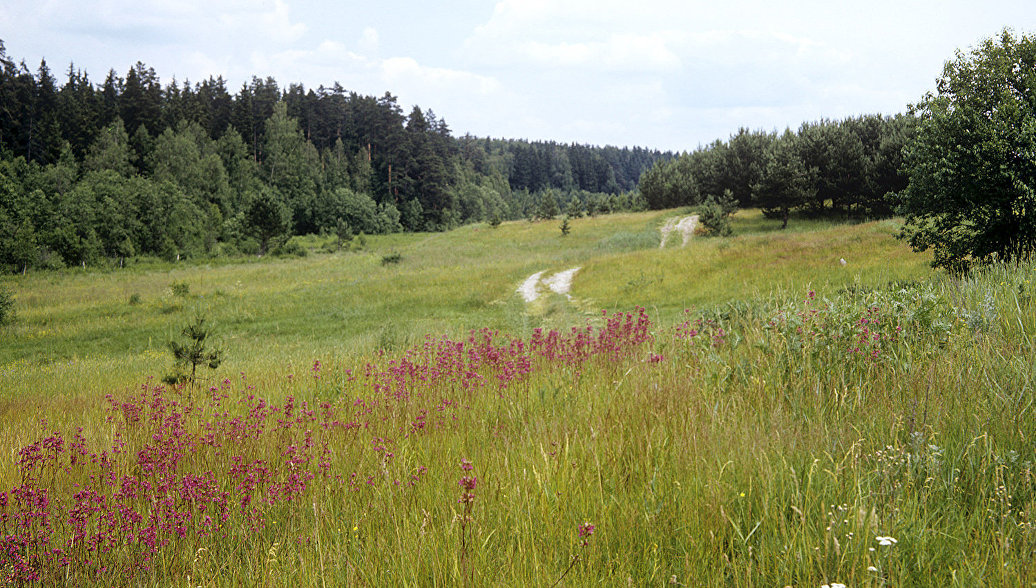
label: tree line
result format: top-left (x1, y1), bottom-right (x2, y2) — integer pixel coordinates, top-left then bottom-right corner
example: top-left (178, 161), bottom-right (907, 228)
top-left (639, 114), bottom-right (917, 227)
top-left (0, 42), bottom-right (669, 272)
top-left (5, 28), bottom-right (1033, 276)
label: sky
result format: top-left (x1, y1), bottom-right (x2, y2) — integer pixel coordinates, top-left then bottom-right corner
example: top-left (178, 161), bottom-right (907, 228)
top-left (1, 0), bottom-right (1034, 152)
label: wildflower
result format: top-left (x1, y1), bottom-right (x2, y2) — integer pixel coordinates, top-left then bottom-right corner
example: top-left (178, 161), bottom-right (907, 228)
top-left (578, 522), bottom-right (595, 547)
top-left (821, 584), bottom-right (846, 588)
top-left (876, 535), bottom-right (898, 546)
top-left (458, 460), bottom-right (477, 504)
top-left (868, 566), bottom-right (878, 572)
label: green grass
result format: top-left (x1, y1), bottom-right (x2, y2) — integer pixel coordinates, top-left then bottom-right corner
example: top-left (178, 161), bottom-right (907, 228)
top-left (2, 209), bottom-right (1034, 585)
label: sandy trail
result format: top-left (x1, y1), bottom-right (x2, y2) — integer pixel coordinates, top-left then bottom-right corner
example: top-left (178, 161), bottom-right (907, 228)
top-left (518, 267), bottom-right (581, 302)
top-left (659, 217), bottom-right (678, 248)
top-left (676, 215), bottom-right (699, 247)
top-left (518, 271), bottom-right (545, 302)
top-left (542, 268), bottom-right (580, 299)
top-left (660, 215), bottom-right (700, 248)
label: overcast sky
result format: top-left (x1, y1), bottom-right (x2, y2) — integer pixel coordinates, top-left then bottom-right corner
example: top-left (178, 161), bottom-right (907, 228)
top-left (1, 1), bottom-right (1033, 151)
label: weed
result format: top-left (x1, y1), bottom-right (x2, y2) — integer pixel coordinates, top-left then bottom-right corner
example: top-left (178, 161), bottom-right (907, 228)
top-left (0, 287), bottom-right (13, 326)
top-left (170, 281), bottom-right (190, 298)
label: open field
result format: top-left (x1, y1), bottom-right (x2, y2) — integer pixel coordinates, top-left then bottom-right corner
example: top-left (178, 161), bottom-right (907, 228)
top-left (0, 210), bottom-right (926, 401)
top-left (1, 210), bottom-right (1034, 585)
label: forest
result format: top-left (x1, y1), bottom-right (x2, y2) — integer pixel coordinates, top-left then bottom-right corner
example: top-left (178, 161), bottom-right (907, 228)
top-left (4, 27), bottom-right (1032, 275)
top-left (0, 42), bottom-right (669, 271)
top-left (638, 114), bottom-right (917, 227)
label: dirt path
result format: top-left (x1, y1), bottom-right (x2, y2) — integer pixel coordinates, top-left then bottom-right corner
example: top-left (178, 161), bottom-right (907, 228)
top-left (676, 215), bottom-right (699, 247)
top-left (660, 214), bottom-right (699, 248)
top-left (542, 268), bottom-right (580, 300)
top-left (518, 267), bottom-right (581, 302)
top-left (518, 271), bottom-right (546, 302)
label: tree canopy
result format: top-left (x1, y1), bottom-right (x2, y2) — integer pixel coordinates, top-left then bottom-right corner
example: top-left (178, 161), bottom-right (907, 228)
top-left (638, 115), bottom-right (915, 224)
top-left (0, 41), bottom-right (667, 272)
top-left (901, 29), bottom-right (1036, 272)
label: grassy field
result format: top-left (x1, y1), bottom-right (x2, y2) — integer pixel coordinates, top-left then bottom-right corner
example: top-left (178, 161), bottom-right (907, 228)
top-left (1, 209), bottom-right (1034, 585)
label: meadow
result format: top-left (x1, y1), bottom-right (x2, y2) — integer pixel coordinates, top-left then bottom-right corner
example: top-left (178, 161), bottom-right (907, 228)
top-left (0, 209), bottom-right (1033, 586)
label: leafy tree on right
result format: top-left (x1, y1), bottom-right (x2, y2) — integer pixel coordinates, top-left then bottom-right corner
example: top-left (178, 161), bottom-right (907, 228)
top-left (901, 29), bottom-right (1036, 273)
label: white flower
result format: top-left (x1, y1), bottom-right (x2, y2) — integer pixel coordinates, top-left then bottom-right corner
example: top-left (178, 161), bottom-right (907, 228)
top-left (876, 535), bottom-right (898, 546)
top-left (821, 583), bottom-right (847, 588)
top-left (868, 566), bottom-right (878, 572)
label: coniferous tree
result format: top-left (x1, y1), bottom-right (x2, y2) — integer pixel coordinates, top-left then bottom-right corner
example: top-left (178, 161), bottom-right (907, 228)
top-left (262, 101), bottom-right (320, 233)
top-left (754, 131), bottom-right (814, 229)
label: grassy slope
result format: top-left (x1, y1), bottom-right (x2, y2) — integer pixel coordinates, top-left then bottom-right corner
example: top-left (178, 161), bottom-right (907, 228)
top-left (0, 210), bottom-right (929, 400)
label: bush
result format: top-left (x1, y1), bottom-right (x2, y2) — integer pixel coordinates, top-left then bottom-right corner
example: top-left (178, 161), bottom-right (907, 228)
top-left (698, 190), bottom-right (737, 237)
top-left (272, 239), bottom-right (307, 258)
top-left (0, 287), bottom-right (13, 326)
top-left (381, 253), bottom-right (402, 265)
top-left (170, 281), bottom-right (190, 298)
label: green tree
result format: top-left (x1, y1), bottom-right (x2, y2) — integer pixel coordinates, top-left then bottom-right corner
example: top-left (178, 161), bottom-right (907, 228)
top-left (698, 189), bottom-right (737, 237)
top-left (31, 59), bottom-right (63, 165)
top-left (84, 118), bottom-right (134, 177)
top-left (164, 314), bottom-right (223, 389)
top-left (639, 156), bottom-right (699, 209)
top-left (754, 131), bottom-right (814, 229)
top-left (725, 128), bottom-right (774, 207)
top-left (565, 195), bottom-right (584, 218)
top-left (537, 189), bottom-right (560, 220)
top-left (901, 29), bottom-right (1036, 272)
top-left (11, 217), bottom-right (37, 273)
top-left (244, 188), bottom-right (291, 255)
top-left (335, 217), bottom-right (353, 251)
top-left (263, 101), bottom-right (320, 233)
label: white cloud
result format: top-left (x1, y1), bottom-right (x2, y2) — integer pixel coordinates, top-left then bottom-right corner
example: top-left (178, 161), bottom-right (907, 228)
top-left (216, 0), bottom-right (306, 45)
top-left (6, 0), bottom-right (1036, 151)
top-left (517, 33), bottom-right (680, 71)
top-left (381, 57), bottom-right (500, 96)
top-left (358, 27), bottom-right (379, 54)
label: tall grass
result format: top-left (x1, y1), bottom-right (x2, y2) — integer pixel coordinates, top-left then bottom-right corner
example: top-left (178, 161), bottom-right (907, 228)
top-left (2, 211), bottom-right (1031, 584)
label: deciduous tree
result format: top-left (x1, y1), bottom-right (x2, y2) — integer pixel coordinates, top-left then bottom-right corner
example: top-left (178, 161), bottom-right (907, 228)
top-left (901, 29), bottom-right (1036, 272)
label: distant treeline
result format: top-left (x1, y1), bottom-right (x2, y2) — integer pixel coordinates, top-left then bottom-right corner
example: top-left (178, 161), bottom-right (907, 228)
top-left (0, 43), bottom-right (669, 271)
top-left (640, 114), bottom-right (916, 226)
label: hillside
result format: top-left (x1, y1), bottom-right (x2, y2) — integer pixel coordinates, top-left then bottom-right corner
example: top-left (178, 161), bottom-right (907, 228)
top-left (0, 209), bottom-right (930, 398)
